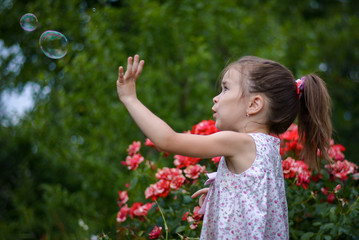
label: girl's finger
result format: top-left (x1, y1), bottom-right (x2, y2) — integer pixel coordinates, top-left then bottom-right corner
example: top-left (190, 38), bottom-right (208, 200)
top-left (118, 66), bottom-right (124, 82)
top-left (191, 188), bottom-right (209, 199)
top-left (199, 194), bottom-right (206, 207)
top-left (135, 60), bottom-right (145, 79)
top-left (132, 54), bottom-right (139, 73)
top-left (125, 56), bottom-right (133, 78)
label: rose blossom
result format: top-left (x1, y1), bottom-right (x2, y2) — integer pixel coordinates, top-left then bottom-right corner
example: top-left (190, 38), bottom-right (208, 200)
top-left (129, 202), bottom-right (155, 218)
top-left (121, 153), bottom-right (144, 170)
top-left (279, 124), bottom-right (303, 156)
top-left (127, 141), bottom-right (141, 156)
top-left (144, 138), bottom-right (156, 148)
top-left (174, 155), bottom-right (201, 168)
top-left (327, 193), bottom-right (335, 203)
top-left (185, 206), bottom-right (204, 230)
top-left (155, 167), bottom-right (182, 181)
top-left (325, 160), bottom-right (358, 181)
top-left (170, 175), bottom-right (186, 190)
top-left (117, 190), bottom-right (129, 207)
top-left (282, 158), bottom-right (311, 189)
top-left (334, 184), bottom-right (341, 193)
top-left (327, 140), bottom-right (346, 161)
top-left (191, 119), bottom-right (218, 135)
top-left (282, 157), bottom-right (297, 179)
top-left (184, 164), bottom-right (206, 179)
top-left (145, 180), bottom-right (171, 201)
top-left (296, 161), bottom-right (311, 189)
top-left (211, 156), bottom-right (221, 164)
top-left (148, 225), bottom-right (162, 239)
top-left (116, 204), bottom-right (129, 223)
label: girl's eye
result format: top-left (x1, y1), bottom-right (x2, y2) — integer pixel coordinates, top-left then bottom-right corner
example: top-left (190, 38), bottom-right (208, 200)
top-left (223, 86), bottom-right (228, 92)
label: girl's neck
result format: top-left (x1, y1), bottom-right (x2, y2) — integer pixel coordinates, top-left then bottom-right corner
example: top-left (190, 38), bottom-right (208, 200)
top-left (240, 124), bottom-right (270, 135)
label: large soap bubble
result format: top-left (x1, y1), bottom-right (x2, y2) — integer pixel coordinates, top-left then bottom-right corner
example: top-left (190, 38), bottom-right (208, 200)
top-left (20, 13), bottom-right (38, 31)
top-left (39, 30), bottom-right (69, 59)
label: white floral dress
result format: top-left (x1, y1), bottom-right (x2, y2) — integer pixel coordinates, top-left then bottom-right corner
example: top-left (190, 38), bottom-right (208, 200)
top-left (199, 133), bottom-right (289, 240)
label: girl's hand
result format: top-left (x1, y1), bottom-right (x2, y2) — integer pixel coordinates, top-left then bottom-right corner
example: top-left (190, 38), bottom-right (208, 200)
top-left (191, 188), bottom-right (209, 207)
top-left (117, 54), bottom-right (145, 104)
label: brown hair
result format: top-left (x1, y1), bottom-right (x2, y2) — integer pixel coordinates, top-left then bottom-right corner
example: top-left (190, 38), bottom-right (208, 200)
top-left (230, 56), bottom-right (332, 169)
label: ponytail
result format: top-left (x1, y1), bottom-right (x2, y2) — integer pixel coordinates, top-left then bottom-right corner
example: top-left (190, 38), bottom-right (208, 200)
top-left (297, 74), bottom-right (333, 169)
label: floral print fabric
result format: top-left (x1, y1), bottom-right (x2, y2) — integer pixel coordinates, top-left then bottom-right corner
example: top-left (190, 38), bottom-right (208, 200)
top-left (200, 133), bottom-right (289, 240)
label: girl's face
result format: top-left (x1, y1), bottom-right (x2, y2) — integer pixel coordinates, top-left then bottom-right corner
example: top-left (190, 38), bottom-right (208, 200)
top-left (212, 67), bottom-right (250, 132)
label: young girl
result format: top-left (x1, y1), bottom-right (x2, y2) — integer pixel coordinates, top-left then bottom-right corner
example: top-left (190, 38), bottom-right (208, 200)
top-left (116, 55), bottom-right (332, 239)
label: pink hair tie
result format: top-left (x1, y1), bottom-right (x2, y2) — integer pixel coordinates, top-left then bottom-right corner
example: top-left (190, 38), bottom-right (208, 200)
top-left (296, 77), bottom-right (305, 99)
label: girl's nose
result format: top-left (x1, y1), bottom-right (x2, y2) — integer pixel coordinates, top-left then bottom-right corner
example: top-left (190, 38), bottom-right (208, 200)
top-left (213, 95), bottom-right (219, 103)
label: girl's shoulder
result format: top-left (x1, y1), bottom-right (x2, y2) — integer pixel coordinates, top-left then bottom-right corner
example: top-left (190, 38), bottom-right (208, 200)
top-left (247, 132), bottom-right (281, 146)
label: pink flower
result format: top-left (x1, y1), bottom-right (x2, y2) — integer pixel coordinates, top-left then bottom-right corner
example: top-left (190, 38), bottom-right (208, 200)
top-left (117, 190), bottom-right (129, 207)
top-left (279, 124), bottom-right (303, 156)
top-left (311, 173), bottom-right (322, 182)
top-left (211, 156), bottom-right (221, 164)
top-left (190, 222), bottom-right (198, 229)
top-left (182, 212), bottom-right (189, 221)
top-left (129, 202), bottom-right (143, 218)
top-left (185, 206), bottom-right (204, 230)
top-left (129, 202), bottom-right (155, 218)
top-left (170, 175), bottom-right (186, 190)
top-left (328, 140), bottom-right (346, 161)
top-left (145, 180), bottom-right (171, 201)
top-left (154, 167), bottom-right (186, 190)
top-left (282, 158), bottom-right (311, 189)
top-left (325, 160), bottom-right (358, 181)
top-left (121, 153), bottom-right (144, 170)
top-left (156, 167), bottom-right (177, 180)
top-left (148, 225), bottom-right (162, 239)
top-left (184, 164), bottom-right (206, 179)
top-left (282, 157), bottom-right (297, 179)
top-left (174, 155), bottom-right (201, 168)
top-left (334, 184), bottom-right (341, 193)
top-left (192, 206), bottom-right (203, 221)
top-left (127, 141), bottom-right (141, 156)
top-left (144, 138), bottom-right (156, 148)
top-left (327, 193), bottom-right (335, 203)
top-left (296, 161), bottom-right (311, 189)
top-left (321, 187), bottom-right (328, 195)
top-left (191, 120), bottom-right (218, 135)
top-left (116, 204), bottom-right (129, 223)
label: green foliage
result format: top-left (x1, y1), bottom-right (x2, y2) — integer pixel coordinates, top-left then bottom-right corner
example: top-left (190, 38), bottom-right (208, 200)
top-left (0, 0), bottom-right (358, 239)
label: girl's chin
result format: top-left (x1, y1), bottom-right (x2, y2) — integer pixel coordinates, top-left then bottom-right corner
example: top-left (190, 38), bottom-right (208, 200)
top-left (214, 122), bottom-right (222, 131)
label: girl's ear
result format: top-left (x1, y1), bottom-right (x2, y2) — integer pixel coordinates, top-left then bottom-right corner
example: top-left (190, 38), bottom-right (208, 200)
top-left (247, 94), bottom-right (265, 116)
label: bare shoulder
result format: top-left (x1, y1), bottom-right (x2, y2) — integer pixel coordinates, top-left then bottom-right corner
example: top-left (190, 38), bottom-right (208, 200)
top-left (211, 131), bottom-right (254, 152)
top-left (218, 132), bottom-right (256, 174)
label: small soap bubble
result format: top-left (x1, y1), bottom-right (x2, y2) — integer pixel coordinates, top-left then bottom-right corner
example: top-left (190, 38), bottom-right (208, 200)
top-left (39, 30), bottom-right (69, 59)
top-left (20, 13), bottom-right (38, 31)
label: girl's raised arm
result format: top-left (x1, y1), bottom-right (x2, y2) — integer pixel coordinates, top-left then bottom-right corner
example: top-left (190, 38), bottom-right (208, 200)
top-left (116, 55), bottom-right (252, 160)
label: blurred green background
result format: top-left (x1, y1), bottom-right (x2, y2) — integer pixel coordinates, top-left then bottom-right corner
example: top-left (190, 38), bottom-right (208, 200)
top-left (0, 0), bottom-right (358, 239)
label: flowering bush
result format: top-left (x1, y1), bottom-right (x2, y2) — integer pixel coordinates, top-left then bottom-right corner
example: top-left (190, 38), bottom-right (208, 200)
top-left (112, 121), bottom-right (359, 240)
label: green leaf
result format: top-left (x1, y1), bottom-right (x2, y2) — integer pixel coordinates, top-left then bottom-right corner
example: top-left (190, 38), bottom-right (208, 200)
top-left (175, 225), bottom-right (186, 233)
top-left (324, 235), bottom-right (332, 240)
top-left (301, 232), bottom-right (314, 240)
top-left (320, 223), bottom-right (335, 232)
